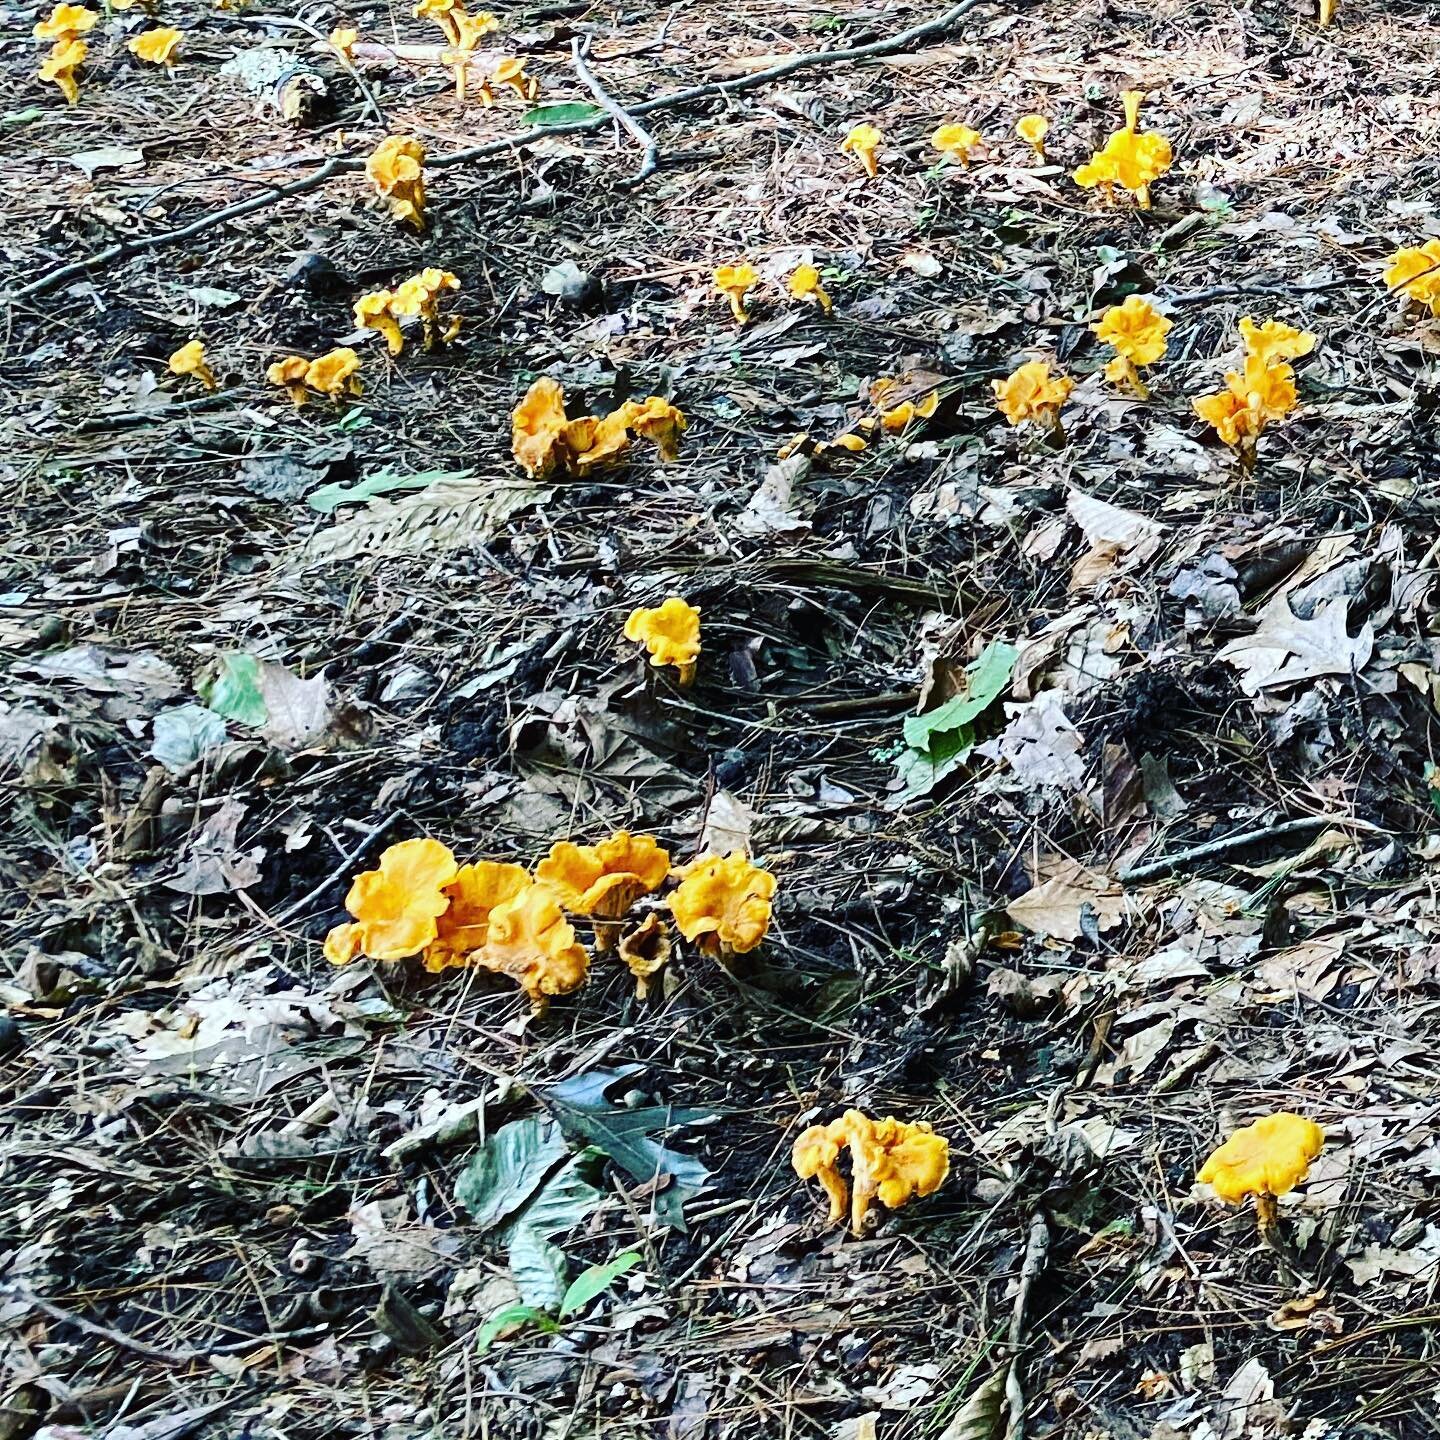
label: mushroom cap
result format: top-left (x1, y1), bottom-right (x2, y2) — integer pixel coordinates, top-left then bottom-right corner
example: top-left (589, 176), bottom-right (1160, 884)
top-left (330, 837), bottom-right (459, 963)
top-left (668, 851), bottom-right (775, 955)
top-left (1015, 113), bottom-right (1049, 144)
top-left (492, 56), bottom-right (526, 81)
top-left (536, 832), bottom-right (671, 916)
top-left (424, 860), bottom-right (531, 970)
top-left (34, 3), bottom-right (97, 39)
top-left (354, 290), bottom-right (397, 322)
top-left (611, 395), bottom-right (686, 460)
top-left (366, 135), bottom-right (426, 192)
top-left (306, 347), bottom-right (363, 395)
top-left (624, 596), bottom-right (701, 673)
top-left (1385, 242), bottom-right (1440, 309)
top-left (1092, 295), bottom-right (1172, 366)
top-left (931, 122), bottom-right (980, 154)
top-left (128, 26), bottom-right (183, 64)
top-left (511, 376), bottom-right (571, 478)
top-left (267, 355), bottom-right (310, 385)
top-left (843, 122), bottom-right (882, 151)
top-left (469, 883), bottom-right (590, 1005)
top-left (992, 359), bottom-right (1073, 426)
top-left (1197, 1112), bottom-right (1324, 1204)
top-left (39, 34), bottom-right (87, 77)
top-left (1239, 316), bottom-right (1316, 366)
top-left (713, 263), bottom-right (759, 295)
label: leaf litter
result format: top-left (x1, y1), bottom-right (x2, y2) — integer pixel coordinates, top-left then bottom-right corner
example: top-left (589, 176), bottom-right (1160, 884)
top-left (6, 0), bottom-right (1440, 1437)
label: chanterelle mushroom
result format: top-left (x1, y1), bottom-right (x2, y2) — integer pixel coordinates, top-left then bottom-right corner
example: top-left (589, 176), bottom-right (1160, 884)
top-left (793, 1111), bottom-right (951, 1235)
top-left (127, 27), bottom-right (184, 67)
top-left (624, 596), bottom-right (701, 686)
top-left (1197, 1111), bottom-right (1324, 1232)
top-left (713, 263), bottom-right (759, 325)
top-left (323, 838), bottom-right (459, 965)
top-left (840, 123), bottom-right (882, 177)
top-left (668, 852), bottom-right (775, 956)
top-left (168, 340), bottom-right (216, 391)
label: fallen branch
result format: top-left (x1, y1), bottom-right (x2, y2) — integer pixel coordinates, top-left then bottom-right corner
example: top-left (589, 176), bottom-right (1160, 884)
top-left (571, 36), bottom-right (660, 184)
top-left (1116, 814), bottom-right (1361, 884)
top-left (11, 0), bottom-right (996, 302)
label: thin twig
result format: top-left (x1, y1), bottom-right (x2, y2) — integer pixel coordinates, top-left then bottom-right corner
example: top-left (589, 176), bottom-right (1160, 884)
top-left (570, 36), bottom-right (660, 184)
top-left (271, 811), bottom-right (399, 925)
top-left (1116, 814), bottom-right (1359, 884)
top-left (10, 0), bottom-right (998, 301)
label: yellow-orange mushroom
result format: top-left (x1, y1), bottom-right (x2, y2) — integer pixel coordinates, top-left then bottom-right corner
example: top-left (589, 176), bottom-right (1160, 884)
top-left (1092, 295), bottom-right (1171, 397)
top-left (669, 852), bottom-right (775, 956)
top-left (468, 882), bottom-right (590, 1010)
top-left (1016, 113), bottom-right (1049, 160)
top-left (323, 838), bottom-right (459, 964)
top-left (481, 56), bottom-right (538, 104)
top-left (392, 268), bottom-right (461, 349)
top-left (841, 123), bottom-right (882, 178)
top-left (1073, 91), bottom-right (1172, 208)
top-left (168, 340), bottom-right (216, 391)
top-left (366, 135), bottom-right (427, 229)
top-left (267, 356), bottom-right (311, 408)
top-left (787, 263), bottom-right (832, 313)
top-left (1197, 1111), bottom-right (1324, 1231)
top-left (931, 122), bottom-right (981, 167)
top-left (354, 291), bottom-right (405, 356)
top-left (33, 3), bottom-right (96, 41)
top-left (1384, 241), bottom-right (1440, 314)
top-left (423, 860), bottom-right (531, 971)
top-left (536, 832), bottom-right (670, 949)
top-left (624, 596), bottom-right (701, 685)
top-left (714, 263), bottom-right (759, 325)
top-left (305, 348), bottom-right (363, 400)
top-left (793, 1110), bottom-right (951, 1235)
top-left (127, 26), bottom-right (184, 67)
top-left (329, 25), bottom-right (359, 60)
top-left (38, 37), bottom-right (86, 104)
top-left (992, 360), bottom-right (1073, 432)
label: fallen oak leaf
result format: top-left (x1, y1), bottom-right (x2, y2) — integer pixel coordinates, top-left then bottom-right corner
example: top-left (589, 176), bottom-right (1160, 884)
top-left (1006, 857), bottom-right (1125, 941)
top-left (1218, 597), bottom-right (1373, 694)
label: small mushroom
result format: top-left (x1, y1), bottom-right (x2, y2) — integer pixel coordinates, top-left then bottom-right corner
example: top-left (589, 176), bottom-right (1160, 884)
top-left (354, 290), bottom-right (406, 356)
top-left (1384, 241), bottom-right (1440, 315)
top-left (931, 122), bottom-right (981, 167)
top-left (38, 37), bottom-right (86, 104)
top-left (992, 359), bottom-right (1073, 436)
top-left (840, 122), bottom-right (882, 177)
top-left (713, 263), bottom-right (758, 325)
top-left (1073, 91), bottom-right (1171, 209)
top-left (1318, 0), bottom-right (1335, 24)
top-left (266, 356), bottom-right (311, 407)
top-left (305, 347), bottom-right (363, 401)
top-left (624, 596), bottom-right (701, 686)
top-left (467, 883), bottom-right (590, 1011)
top-left (617, 914), bottom-right (671, 999)
top-left (33, 4), bottom-right (96, 41)
top-left (365, 135), bottom-right (427, 229)
top-left (536, 832), bottom-right (671, 950)
top-left (1015, 112), bottom-right (1049, 161)
top-left (323, 838), bottom-right (460, 966)
top-left (787, 263), bottom-right (832, 313)
top-left (1092, 295), bottom-right (1171, 398)
top-left (668, 851), bottom-right (776, 956)
top-left (391, 268), bottom-right (461, 349)
top-left (127, 27), bottom-right (184, 67)
top-left (329, 25), bottom-right (359, 60)
top-left (793, 1111), bottom-right (951, 1235)
top-left (1197, 1111), bottom-right (1324, 1234)
top-left (423, 860), bottom-right (531, 971)
top-left (168, 339), bottom-right (216, 391)
top-left (481, 56), bottom-right (538, 104)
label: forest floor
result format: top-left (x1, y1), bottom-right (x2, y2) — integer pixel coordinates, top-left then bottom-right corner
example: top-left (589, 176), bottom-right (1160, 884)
top-left (7, 0), bottom-right (1440, 1436)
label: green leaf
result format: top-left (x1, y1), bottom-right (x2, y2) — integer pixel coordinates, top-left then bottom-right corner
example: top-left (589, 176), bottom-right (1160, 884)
top-left (3, 107), bottom-right (45, 128)
top-left (454, 1118), bottom-right (569, 1232)
top-left (559, 1251), bottom-right (642, 1318)
top-left (522, 102), bottom-right (604, 128)
top-left (511, 1153), bottom-right (604, 1239)
top-left (541, 1067), bottom-right (713, 1231)
top-left (508, 1225), bottom-right (568, 1309)
top-left (475, 1304), bottom-right (554, 1354)
top-left (199, 652), bottom-right (268, 728)
top-left (306, 466), bottom-right (470, 515)
top-left (896, 640), bottom-right (1017, 798)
